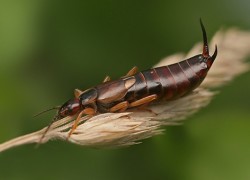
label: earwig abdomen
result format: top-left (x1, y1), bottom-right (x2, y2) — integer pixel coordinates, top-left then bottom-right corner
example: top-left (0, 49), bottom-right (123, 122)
top-left (124, 54), bottom-right (209, 103)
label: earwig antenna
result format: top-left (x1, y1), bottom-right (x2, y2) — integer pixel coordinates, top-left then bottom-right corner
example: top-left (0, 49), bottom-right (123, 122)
top-left (36, 114), bottom-right (60, 147)
top-left (33, 106), bottom-right (61, 118)
top-left (200, 19), bottom-right (209, 57)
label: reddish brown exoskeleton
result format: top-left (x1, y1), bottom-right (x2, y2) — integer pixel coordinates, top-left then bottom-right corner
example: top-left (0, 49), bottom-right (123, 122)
top-left (36, 20), bottom-right (217, 144)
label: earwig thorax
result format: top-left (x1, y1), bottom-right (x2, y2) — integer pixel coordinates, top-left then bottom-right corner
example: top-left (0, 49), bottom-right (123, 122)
top-left (79, 88), bottom-right (98, 105)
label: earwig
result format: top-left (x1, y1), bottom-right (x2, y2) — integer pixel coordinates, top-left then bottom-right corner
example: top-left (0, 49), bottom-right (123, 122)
top-left (36, 20), bottom-right (217, 145)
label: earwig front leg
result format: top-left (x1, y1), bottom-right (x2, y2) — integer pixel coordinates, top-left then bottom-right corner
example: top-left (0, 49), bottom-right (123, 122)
top-left (129, 94), bottom-right (157, 107)
top-left (103, 76), bottom-right (111, 83)
top-left (122, 66), bottom-right (138, 78)
top-left (36, 114), bottom-right (60, 147)
top-left (109, 101), bottom-right (129, 113)
top-left (67, 107), bottom-right (96, 139)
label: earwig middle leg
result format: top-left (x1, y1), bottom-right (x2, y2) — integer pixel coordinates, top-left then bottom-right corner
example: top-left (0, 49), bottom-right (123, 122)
top-left (103, 76), bottom-right (111, 83)
top-left (109, 101), bottom-right (129, 113)
top-left (129, 94), bottom-right (157, 108)
top-left (122, 66), bottom-right (138, 78)
top-left (67, 107), bottom-right (96, 139)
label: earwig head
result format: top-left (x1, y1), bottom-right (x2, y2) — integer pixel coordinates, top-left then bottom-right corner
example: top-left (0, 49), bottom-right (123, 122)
top-left (200, 19), bottom-right (218, 69)
top-left (36, 98), bottom-right (81, 146)
top-left (57, 98), bottom-right (81, 118)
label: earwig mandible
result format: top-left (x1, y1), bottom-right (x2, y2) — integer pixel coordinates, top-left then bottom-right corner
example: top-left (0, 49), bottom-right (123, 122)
top-left (36, 20), bottom-right (217, 145)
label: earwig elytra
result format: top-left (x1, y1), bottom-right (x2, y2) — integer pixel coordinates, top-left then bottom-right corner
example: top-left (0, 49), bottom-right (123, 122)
top-left (36, 20), bottom-right (217, 145)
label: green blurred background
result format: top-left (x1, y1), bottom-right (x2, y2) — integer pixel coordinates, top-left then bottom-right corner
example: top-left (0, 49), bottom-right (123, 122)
top-left (0, 0), bottom-right (250, 180)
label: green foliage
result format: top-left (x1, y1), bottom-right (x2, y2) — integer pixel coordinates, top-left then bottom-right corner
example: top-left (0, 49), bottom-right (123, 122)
top-left (0, 0), bottom-right (249, 180)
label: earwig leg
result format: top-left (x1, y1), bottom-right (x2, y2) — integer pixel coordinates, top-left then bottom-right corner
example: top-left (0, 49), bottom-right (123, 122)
top-left (137, 103), bottom-right (158, 115)
top-left (122, 66), bottom-right (138, 78)
top-left (36, 114), bottom-right (60, 147)
top-left (67, 108), bottom-right (96, 139)
top-left (129, 94), bottom-right (157, 108)
top-left (74, 89), bottom-right (83, 98)
top-left (109, 101), bottom-right (129, 113)
top-left (67, 111), bottom-right (85, 139)
top-left (120, 115), bottom-right (131, 119)
top-left (103, 76), bottom-right (111, 83)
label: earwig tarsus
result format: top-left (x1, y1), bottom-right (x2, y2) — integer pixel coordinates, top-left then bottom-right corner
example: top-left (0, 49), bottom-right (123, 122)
top-left (36, 20), bottom-right (217, 145)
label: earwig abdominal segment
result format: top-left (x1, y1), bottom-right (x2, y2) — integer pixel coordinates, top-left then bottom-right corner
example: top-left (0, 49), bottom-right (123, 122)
top-left (36, 20), bottom-right (217, 145)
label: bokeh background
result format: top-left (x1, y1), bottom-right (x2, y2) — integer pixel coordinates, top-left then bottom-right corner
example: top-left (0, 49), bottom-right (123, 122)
top-left (0, 0), bottom-right (250, 180)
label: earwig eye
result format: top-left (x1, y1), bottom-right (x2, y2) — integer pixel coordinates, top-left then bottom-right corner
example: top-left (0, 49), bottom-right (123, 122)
top-left (68, 106), bottom-right (73, 113)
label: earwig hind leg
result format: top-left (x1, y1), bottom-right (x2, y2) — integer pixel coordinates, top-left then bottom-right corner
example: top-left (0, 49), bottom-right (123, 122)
top-left (103, 76), bottom-right (111, 83)
top-left (129, 94), bottom-right (157, 108)
top-left (129, 95), bottom-right (158, 115)
top-left (74, 89), bottom-right (83, 98)
top-left (109, 101), bottom-right (129, 113)
top-left (122, 66), bottom-right (138, 78)
top-left (136, 103), bottom-right (158, 116)
top-left (67, 107), bottom-right (96, 139)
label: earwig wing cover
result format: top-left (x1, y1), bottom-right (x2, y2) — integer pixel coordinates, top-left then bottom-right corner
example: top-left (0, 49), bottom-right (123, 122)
top-left (1, 28), bottom-right (250, 151)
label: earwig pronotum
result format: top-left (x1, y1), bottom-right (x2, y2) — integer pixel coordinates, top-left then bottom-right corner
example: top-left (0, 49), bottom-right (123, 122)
top-left (36, 20), bottom-right (217, 145)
